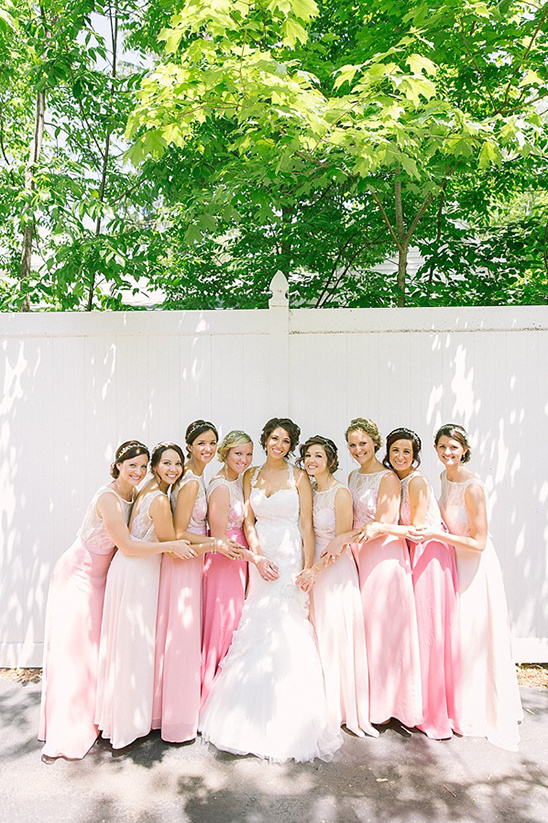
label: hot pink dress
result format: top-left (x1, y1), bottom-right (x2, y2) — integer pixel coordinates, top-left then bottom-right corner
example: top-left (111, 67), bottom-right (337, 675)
top-left (349, 469), bottom-right (422, 728)
top-left (310, 483), bottom-right (378, 738)
top-left (439, 472), bottom-right (522, 750)
top-left (201, 476), bottom-right (248, 707)
top-left (39, 486), bottom-right (131, 759)
top-left (95, 490), bottom-right (164, 748)
top-left (152, 470), bottom-right (206, 742)
top-left (400, 473), bottom-right (462, 739)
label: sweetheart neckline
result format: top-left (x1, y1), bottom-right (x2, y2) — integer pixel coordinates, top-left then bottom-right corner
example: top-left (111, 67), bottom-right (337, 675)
top-left (252, 486), bottom-right (295, 500)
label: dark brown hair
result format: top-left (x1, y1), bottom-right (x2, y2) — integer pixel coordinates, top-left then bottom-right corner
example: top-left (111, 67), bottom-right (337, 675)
top-left (298, 435), bottom-right (339, 473)
top-left (151, 441), bottom-right (185, 478)
top-left (185, 419), bottom-right (218, 452)
top-left (383, 428), bottom-right (422, 471)
top-left (434, 423), bottom-right (472, 463)
top-left (110, 440), bottom-right (149, 478)
top-left (260, 417), bottom-right (300, 456)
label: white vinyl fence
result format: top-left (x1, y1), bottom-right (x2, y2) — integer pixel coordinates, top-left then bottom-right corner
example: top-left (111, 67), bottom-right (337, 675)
top-left (1, 274), bottom-right (547, 666)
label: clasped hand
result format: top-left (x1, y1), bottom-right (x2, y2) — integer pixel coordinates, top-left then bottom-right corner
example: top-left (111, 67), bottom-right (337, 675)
top-left (255, 555), bottom-right (279, 581)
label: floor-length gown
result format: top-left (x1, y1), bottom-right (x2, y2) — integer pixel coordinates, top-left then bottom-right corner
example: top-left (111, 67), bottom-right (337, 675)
top-left (39, 487), bottom-right (131, 759)
top-left (152, 471), bottom-right (206, 742)
top-left (310, 483), bottom-right (378, 739)
top-left (439, 472), bottom-right (522, 750)
top-left (200, 465), bottom-right (342, 763)
top-left (201, 476), bottom-right (248, 707)
top-left (400, 473), bottom-right (462, 739)
top-left (349, 469), bottom-right (422, 728)
top-left (95, 490), bottom-right (164, 748)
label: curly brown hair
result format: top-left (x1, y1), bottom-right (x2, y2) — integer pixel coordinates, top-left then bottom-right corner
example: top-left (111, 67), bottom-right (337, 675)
top-left (298, 435), bottom-right (339, 474)
top-left (260, 417), bottom-right (300, 456)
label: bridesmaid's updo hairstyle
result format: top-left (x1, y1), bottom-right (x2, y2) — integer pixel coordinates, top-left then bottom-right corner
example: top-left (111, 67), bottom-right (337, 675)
top-left (345, 417), bottom-right (382, 452)
top-left (260, 417), bottom-right (301, 456)
top-left (185, 419), bottom-right (219, 453)
top-left (383, 428), bottom-right (422, 471)
top-left (110, 440), bottom-right (149, 478)
top-left (298, 435), bottom-right (339, 473)
top-left (150, 441), bottom-right (185, 474)
top-left (218, 430), bottom-right (253, 463)
top-left (434, 423), bottom-right (472, 463)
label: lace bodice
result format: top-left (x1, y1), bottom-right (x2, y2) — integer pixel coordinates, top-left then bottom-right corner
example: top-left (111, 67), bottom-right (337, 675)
top-left (439, 472), bottom-right (486, 537)
top-left (130, 489), bottom-right (165, 542)
top-left (78, 486), bottom-right (132, 553)
top-left (207, 476), bottom-right (245, 532)
top-left (171, 469), bottom-right (208, 535)
top-left (349, 469), bottom-right (396, 528)
top-left (249, 464), bottom-right (303, 596)
top-left (400, 472), bottom-right (444, 529)
top-left (313, 483), bottom-right (344, 543)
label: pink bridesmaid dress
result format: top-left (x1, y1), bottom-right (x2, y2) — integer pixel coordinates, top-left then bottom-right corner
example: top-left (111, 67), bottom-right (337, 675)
top-left (201, 476), bottom-right (248, 707)
top-left (439, 472), bottom-right (522, 750)
top-left (152, 471), bottom-right (206, 742)
top-left (349, 469), bottom-right (422, 728)
top-left (400, 473), bottom-right (462, 739)
top-left (309, 483), bottom-right (378, 738)
top-left (39, 486), bottom-right (131, 758)
top-left (95, 490), bottom-right (164, 748)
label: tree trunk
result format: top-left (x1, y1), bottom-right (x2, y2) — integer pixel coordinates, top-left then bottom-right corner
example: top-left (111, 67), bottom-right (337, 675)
top-left (19, 89), bottom-right (46, 311)
top-left (397, 243), bottom-right (408, 307)
top-left (86, 6), bottom-right (118, 311)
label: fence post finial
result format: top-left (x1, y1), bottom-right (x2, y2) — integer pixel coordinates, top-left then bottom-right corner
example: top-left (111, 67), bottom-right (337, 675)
top-left (269, 271), bottom-right (289, 308)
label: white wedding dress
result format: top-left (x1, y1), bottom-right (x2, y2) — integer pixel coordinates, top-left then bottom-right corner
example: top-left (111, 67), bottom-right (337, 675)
top-left (199, 464), bottom-right (342, 763)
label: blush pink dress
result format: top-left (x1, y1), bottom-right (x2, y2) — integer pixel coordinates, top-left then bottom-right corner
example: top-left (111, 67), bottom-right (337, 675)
top-left (400, 472), bottom-right (462, 739)
top-left (95, 490), bottom-right (164, 748)
top-left (201, 476), bottom-right (248, 707)
top-left (439, 472), bottom-right (522, 750)
top-left (152, 470), bottom-right (206, 742)
top-left (349, 469), bottom-right (422, 728)
top-left (39, 486), bottom-right (131, 759)
top-left (310, 483), bottom-right (378, 739)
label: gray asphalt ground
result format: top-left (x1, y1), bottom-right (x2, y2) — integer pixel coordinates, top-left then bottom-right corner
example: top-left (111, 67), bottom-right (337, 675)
top-left (1, 680), bottom-right (547, 823)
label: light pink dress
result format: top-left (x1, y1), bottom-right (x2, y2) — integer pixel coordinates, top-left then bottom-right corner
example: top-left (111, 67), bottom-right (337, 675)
top-left (310, 483), bottom-right (378, 739)
top-left (95, 489), bottom-right (164, 748)
top-left (152, 470), bottom-right (206, 742)
top-left (400, 473), bottom-right (462, 739)
top-left (201, 476), bottom-right (248, 707)
top-left (349, 469), bottom-right (422, 728)
top-left (439, 472), bottom-right (522, 750)
top-left (39, 486), bottom-right (131, 759)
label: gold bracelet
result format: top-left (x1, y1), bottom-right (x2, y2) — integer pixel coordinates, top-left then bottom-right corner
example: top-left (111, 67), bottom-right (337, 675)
top-left (211, 537), bottom-right (216, 553)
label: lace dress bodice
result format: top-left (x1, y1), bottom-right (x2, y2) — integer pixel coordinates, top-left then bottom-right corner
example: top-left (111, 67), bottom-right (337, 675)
top-left (349, 469), bottom-right (396, 528)
top-left (171, 470), bottom-right (208, 535)
top-left (130, 490), bottom-right (165, 542)
top-left (207, 476), bottom-right (245, 532)
top-left (313, 483), bottom-right (343, 558)
top-left (248, 464), bottom-right (303, 598)
top-left (78, 486), bottom-right (132, 554)
top-left (400, 472), bottom-right (444, 529)
top-left (439, 472), bottom-right (486, 536)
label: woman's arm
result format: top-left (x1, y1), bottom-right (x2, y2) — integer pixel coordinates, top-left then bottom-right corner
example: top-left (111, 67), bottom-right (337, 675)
top-left (173, 479), bottom-right (206, 543)
top-left (410, 483), bottom-right (487, 552)
top-left (207, 482), bottom-right (243, 560)
top-left (297, 486), bottom-right (353, 592)
top-left (296, 468), bottom-right (315, 569)
top-left (97, 492), bottom-right (192, 559)
top-left (242, 467), bottom-right (279, 580)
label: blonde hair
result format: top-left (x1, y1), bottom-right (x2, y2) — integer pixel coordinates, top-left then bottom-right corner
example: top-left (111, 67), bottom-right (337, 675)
top-left (218, 430), bottom-right (253, 463)
top-left (345, 417), bottom-right (382, 452)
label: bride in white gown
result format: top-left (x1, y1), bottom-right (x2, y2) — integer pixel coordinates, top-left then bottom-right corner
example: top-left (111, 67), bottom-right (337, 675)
top-left (199, 418), bottom-right (342, 763)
